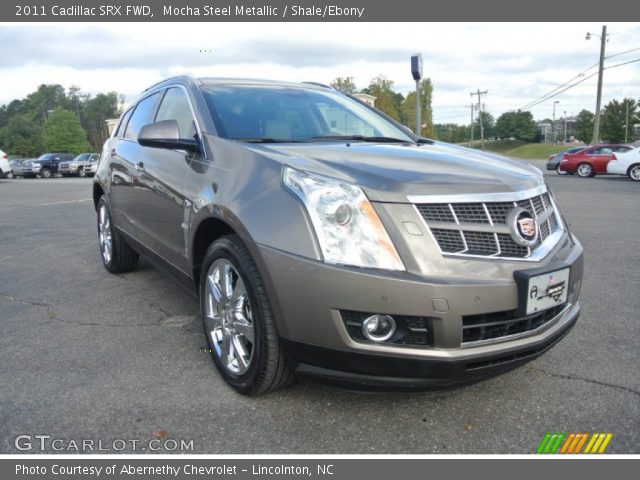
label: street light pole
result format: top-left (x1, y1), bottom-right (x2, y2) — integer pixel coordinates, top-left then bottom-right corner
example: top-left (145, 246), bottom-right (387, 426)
top-left (624, 99), bottom-right (629, 143)
top-left (587, 25), bottom-right (607, 144)
top-left (552, 101), bottom-right (559, 143)
top-left (564, 111), bottom-right (567, 143)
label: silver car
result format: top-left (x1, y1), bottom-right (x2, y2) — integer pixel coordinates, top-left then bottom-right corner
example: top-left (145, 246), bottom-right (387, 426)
top-left (93, 77), bottom-right (583, 395)
top-left (59, 153), bottom-right (100, 177)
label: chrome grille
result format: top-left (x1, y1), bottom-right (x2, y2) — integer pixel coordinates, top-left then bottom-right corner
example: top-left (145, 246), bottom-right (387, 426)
top-left (415, 189), bottom-right (563, 260)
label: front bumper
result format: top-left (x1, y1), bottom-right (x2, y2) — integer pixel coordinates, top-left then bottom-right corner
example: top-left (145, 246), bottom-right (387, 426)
top-left (251, 232), bottom-right (583, 388)
top-left (59, 165), bottom-right (78, 174)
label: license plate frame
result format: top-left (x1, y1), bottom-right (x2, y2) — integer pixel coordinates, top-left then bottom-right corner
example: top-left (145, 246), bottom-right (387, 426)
top-left (514, 265), bottom-right (570, 316)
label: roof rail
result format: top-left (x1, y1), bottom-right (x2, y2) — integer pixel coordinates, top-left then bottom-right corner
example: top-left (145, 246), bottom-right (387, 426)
top-left (302, 81), bottom-right (333, 89)
top-left (142, 76), bottom-right (191, 93)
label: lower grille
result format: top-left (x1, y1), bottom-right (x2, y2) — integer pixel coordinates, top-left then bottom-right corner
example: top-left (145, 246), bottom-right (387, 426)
top-left (341, 310), bottom-right (432, 347)
top-left (462, 304), bottom-right (566, 344)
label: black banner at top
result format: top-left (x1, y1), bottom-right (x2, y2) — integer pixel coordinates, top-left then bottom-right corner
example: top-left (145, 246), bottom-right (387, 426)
top-left (4, 0), bottom-right (640, 21)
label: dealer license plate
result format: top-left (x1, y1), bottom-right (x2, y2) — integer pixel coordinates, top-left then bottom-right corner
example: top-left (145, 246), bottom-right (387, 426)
top-left (525, 268), bottom-right (570, 315)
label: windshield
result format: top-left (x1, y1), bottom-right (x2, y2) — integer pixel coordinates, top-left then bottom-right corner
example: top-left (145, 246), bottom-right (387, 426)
top-left (38, 154), bottom-right (56, 160)
top-left (201, 84), bottom-right (414, 143)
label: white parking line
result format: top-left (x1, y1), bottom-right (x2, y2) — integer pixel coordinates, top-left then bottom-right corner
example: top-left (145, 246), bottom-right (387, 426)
top-left (0, 198), bottom-right (93, 211)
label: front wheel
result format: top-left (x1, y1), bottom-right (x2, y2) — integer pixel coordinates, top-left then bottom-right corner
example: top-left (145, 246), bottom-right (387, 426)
top-left (97, 196), bottom-right (139, 273)
top-left (628, 164), bottom-right (640, 182)
top-left (576, 163), bottom-right (594, 178)
top-left (78, 169), bottom-right (86, 178)
top-left (200, 235), bottom-right (293, 395)
top-left (40, 168), bottom-right (52, 178)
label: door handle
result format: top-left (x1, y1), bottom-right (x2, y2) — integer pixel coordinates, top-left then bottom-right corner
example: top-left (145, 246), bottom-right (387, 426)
top-left (135, 161), bottom-right (145, 172)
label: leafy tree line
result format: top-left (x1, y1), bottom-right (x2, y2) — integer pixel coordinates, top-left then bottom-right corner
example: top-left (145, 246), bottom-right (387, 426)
top-left (0, 84), bottom-right (122, 157)
top-left (330, 76), bottom-right (434, 138)
top-left (574, 98), bottom-right (638, 144)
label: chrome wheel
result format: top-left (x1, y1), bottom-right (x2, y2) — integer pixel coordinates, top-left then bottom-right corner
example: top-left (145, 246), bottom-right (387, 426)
top-left (629, 165), bottom-right (640, 181)
top-left (41, 168), bottom-right (52, 178)
top-left (204, 259), bottom-right (255, 375)
top-left (98, 204), bottom-right (112, 265)
top-left (577, 164), bottom-right (593, 177)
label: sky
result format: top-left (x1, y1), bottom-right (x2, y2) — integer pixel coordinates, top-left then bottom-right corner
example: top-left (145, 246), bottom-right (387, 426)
top-left (1, 22), bottom-right (639, 124)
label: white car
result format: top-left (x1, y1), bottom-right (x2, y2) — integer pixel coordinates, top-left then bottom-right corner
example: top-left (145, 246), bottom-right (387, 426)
top-left (606, 148), bottom-right (640, 181)
top-left (0, 149), bottom-right (12, 179)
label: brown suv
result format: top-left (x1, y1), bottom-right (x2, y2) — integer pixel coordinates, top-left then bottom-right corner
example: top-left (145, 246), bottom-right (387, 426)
top-left (93, 77), bottom-right (583, 395)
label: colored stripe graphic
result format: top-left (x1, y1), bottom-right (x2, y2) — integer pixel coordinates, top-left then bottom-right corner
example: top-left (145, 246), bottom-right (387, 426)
top-left (538, 433), bottom-right (613, 454)
top-left (537, 433), bottom-right (565, 454)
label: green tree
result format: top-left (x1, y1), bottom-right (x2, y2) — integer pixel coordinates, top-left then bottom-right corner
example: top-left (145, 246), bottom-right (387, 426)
top-left (574, 110), bottom-right (594, 143)
top-left (0, 114), bottom-right (43, 157)
top-left (329, 77), bottom-right (357, 94)
top-left (495, 110), bottom-right (536, 141)
top-left (81, 92), bottom-right (119, 151)
top-left (42, 108), bottom-right (90, 154)
top-left (600, 98), bottom-right (637, 144)
top-left (402, 78), bottom-right (434, 138)
top-left (363, 76), bottom-right (402, 121)
top-left (25, 84), bottom-right (68, 122)
top-left (434, 123), bottom-right (469, 143)
top-left (472, 111), bottom-right (495, 140)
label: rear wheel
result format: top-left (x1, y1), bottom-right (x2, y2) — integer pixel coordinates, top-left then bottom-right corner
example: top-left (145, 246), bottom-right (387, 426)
top-left (576, 163), bottom-right (594, 178)
top-left (628, 164), bottom-right (640, 181)
top-left (200, 235), bottom-right (293, 395)
top-left (556, 166), bottom-right (568, 175)
top-left (97, 196), bottom-right (139, 273)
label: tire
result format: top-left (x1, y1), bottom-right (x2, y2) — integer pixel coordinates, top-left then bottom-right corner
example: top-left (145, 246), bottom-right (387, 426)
top-left (628, 164), bottom-right (640, 182)
top-left (556, 166), bottom-right (568, 176)
top-left (97, 196), bottom-right (139, 273)
top-left (78, 168), bottom-right (86, 178)
top-left (200, 235), bottom-right (293, 395)
top-left (576, 163), bottom-right (594, 178)
top-left (40, 168), bottom-right (52, 178)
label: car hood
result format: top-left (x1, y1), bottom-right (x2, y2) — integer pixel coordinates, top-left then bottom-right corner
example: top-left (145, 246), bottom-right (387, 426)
top-left (240, 140), bottom-right (544, 203)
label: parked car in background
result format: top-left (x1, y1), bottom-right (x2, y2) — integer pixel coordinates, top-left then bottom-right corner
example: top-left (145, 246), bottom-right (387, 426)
top-left (59, 153), bottom-right (100, 177)
top-left (93, 76), bottom-right (583, 395)
top-left (0, 149), bottom-right (11, 179)
top-left (7, 159), bottom-right (25, 178)
top-left (546, 146), bottom-right (587, 175)
top-left (21, 153), bottom-right (74, 178)
top-left (606, 147), bottom-right (640, 181)
top-left (559, 144), bottom-right (634, 177)
top-left (83, 156), bottom-right (100, 177)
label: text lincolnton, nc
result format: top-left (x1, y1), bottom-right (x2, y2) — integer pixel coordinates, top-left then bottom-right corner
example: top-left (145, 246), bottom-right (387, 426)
top-left (163, 4), bottom-right (366, 18)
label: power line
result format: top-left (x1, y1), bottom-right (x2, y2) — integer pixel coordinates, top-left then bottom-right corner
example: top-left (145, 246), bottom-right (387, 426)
top-left (519, 57), bottom-right (640, 111)
top-left (519, 46), bottom-right (640, 112)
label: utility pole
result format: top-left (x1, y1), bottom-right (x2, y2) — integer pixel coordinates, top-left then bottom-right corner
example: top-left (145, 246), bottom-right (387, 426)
top-left (624, 99), bottom-right (629, 143)
top-left (564, 111), bottom-right (567, 143)
top-left (468, 103), bottom-right (475, 143)
top-left (587, 25), bottom-right (607, 144)
top-left (552, 101), bottom-right (559, 143)
top-left (470, 89), bottom-right (487, 149)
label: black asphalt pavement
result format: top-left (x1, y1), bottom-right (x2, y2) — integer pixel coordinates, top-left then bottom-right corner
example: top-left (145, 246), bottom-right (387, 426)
top-left (0, 172), bottom-right (638, 454)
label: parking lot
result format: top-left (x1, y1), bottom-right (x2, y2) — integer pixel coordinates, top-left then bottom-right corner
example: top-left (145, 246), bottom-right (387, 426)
top-left (0, 172), bottom-right (638, 454)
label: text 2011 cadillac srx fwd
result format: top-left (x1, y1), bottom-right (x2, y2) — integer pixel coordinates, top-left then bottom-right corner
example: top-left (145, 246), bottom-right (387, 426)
top-left (93, 77), bottom-right (583, 395)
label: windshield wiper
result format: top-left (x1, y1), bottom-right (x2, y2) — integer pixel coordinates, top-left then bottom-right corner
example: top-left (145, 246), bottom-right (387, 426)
top-left (234, 137), bottom-right (308, 144)
top-left (308, 135), bottom-right (411, 143)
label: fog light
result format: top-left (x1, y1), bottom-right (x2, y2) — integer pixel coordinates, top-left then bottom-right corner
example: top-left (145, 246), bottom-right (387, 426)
top-left (362, 314), bottom-right (396, 342)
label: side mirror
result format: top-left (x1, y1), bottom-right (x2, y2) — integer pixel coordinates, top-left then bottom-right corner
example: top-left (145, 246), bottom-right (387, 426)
top-left (138, 120), bottom-right (198, 152)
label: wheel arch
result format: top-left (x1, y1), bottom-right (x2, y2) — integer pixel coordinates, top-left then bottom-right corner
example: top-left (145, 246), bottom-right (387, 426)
top-left (626, 163), bottom-right (640, 177)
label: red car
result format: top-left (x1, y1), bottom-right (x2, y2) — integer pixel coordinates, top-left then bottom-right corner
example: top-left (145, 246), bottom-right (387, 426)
top-left (559, 144), bottom-right (634, 177)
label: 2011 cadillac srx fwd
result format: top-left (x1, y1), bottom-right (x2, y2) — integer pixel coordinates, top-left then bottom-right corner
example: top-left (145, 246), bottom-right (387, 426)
top-left (93, 77), bottom-right (583, 395)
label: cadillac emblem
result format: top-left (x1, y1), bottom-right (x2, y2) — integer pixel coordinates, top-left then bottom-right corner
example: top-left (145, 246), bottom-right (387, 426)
top-left (507, 207), bottom-right (539, 247)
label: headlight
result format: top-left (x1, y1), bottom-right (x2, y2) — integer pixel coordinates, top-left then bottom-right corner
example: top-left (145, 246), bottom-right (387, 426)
top-left (283, 166), bottom-right (405, 271)
top-left (70, 163), bottom-right (78, 168)
top-left (32, 162), bottom-right (41, 168)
